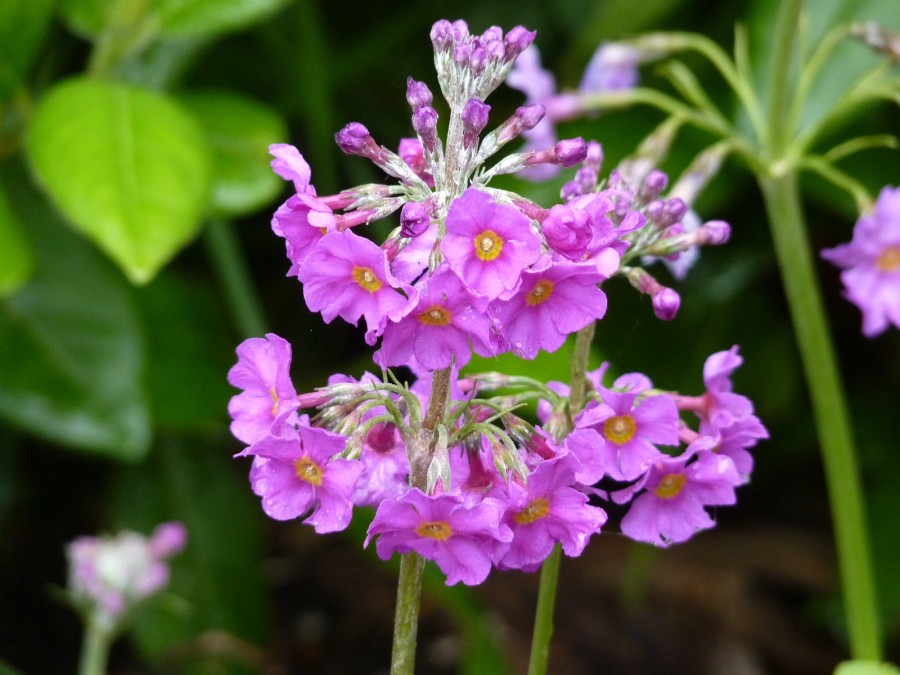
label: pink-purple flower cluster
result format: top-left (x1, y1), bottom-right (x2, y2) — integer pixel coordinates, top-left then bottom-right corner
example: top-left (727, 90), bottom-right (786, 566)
top-left (228, 335), bottom-right (766, 581)
top-left (228, 19), bottom-right (766, 587)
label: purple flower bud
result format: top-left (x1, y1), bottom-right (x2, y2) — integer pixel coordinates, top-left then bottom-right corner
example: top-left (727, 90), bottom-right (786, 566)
top-left (400, 201), bottom-right (430, 238)
top-left (469, 44), bottom-right (488, 75)
top-left (453, 41), bottom-right (472, 66)
top-left (412, 106), bottom-right (439, 152)
top-left (663, 197), bottom-right (688, 224)
top-left (481, 26), bottom-right (503, 43)
top-left (451, 19), bottom-right (469, 42)
top-left (335, 122), bottom-right (371, 156)
top-left (430, 20), bottom-right (453, 51)
top-left (462, 98), bottom-right (490, 148)
top-left (652, 287), bottom-right (681, 321)
top-left (560, 180), bottom-right (582, 203)
top-left (699, 219), bottom-right (731, 245)
top-left (554, 138), bottom-right (588, 168)
top-left (542, 204), bottom-right (592, 259)
top-left (642, 169), bottom-right (668, 201)
top-left (645, 199), bottom-right (664, 223)
top-left (406, 77), bottom-right (433, 109)
top-left (504, 26), bottom-right (536, 59)
top-left (516, 103), bottom-right (545, 131)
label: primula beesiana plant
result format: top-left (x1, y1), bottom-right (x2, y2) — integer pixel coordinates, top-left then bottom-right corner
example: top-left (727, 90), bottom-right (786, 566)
top-left (227, 18), bottom-right (770, 673)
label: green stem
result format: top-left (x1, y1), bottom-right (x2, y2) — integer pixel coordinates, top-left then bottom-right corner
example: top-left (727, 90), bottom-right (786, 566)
top-left (527, 544), bottom-right (562, 675)
top-left (389, 366), bottom-right (453, 673)
top-left (204, 217), bottom-right (267, 339)
top-left (78, 620), bottom-right (114, 675)
top-left (758, 172), bottom-right (881, 660)
top-left (390, 552), bottom-right (426, 675)
top-left (526, 324), bottom-right (596, 675)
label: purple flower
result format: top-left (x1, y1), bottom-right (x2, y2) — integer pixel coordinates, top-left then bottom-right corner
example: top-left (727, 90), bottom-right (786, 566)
top-left (491, 259), bottom-right (607, 359)
top-left (237, 420), bottom-right (361, 533)
top-left (821, 186), bottom-right (900, 336)
top-left (579, 43), bottom-right (641, 93)
top-left (575, 389), bottom-right (680, 481)
top-left (618, 451), bottom-right (741, 547)
top-left (441, 189), bottom-right (541, 299)
top-left (271, 194), bottom-right (336, 275)
top-left (299, 230), bottom-right (416, 336)
top-left (66, 522), bottom-right (187, 626)
top-left (375, 267), bottom-right (495, 370)
top-left (269, 143), bottom-right (312, 194)
top-left (494, 454), bottom-right (607, 571)
top-left (366, 489), bottom-right (512, 586)
top-left (227, 333), bottom-right (298, 445)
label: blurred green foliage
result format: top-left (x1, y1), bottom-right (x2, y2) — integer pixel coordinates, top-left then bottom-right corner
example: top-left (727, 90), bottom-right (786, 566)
top-left (0, 0), bottom-right (898, 673)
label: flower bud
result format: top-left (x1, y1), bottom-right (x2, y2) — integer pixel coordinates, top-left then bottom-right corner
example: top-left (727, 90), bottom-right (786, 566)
top-left (698, 220), bottom-right (731, 246)
top-left (554, 138), bottom-right (588, 167)
top-left (462, 98), bottom-right (490, 148)
top-left (400, 201), bottom-right (431, 238)
top-left (412, 106), bottom-right (439, 153)
top-left (504, 26), bottom-right (536, 59)
top-left (335, 122), bottom-right (371, 156)
top-left (652, 287), bottom-right (681, 321)
top-left (405, 77), bottom-right (433, 109)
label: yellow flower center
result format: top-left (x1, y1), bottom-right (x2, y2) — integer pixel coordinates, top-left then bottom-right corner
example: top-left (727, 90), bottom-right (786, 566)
top-left (603, 414), bottom-right (636, 445)
top-left (419, 305), bottom-right (451, 326)
top-left (654, 473), bottom-right (687, 499)
top-left (269, 386), bottom-right (279, 417)
top-left (877, 245), bottom-right (900, 272)
top-left (526, 280), bottom-right (554, 306)
top-left (415, 520), bottom-right (453, 541)
top-left (352, 266), bottom-right (382, 293)
top-left (514, 497), bottom-right (550, 525)
top-left (294, 457), bottom-right (324, 487)
top-left (474, 230), bottom-right (503, 261)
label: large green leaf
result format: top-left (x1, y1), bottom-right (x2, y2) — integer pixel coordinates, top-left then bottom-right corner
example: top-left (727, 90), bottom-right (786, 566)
top-left (112, 441), bottom-right (269, 673)
top-left (0, 182), bottom-right (33, 297)
top-left (0, 164), bottom-right (151, 460)
top-left (27, 77), bottom-right (211, 284)
top-left (181, 90), bottom-right (287, 217)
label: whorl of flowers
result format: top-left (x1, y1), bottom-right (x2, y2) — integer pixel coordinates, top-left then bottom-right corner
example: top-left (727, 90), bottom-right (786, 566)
top-left (228, 20), bottom-right (766, 586)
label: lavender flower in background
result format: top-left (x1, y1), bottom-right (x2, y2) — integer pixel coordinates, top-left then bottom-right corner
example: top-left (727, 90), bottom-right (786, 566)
top-left (66, 522), bottom-right (187, 631)
top-left (822, 186), bottom-right (900, 337)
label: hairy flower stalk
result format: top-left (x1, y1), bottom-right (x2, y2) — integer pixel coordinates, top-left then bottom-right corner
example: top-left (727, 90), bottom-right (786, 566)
top-left (228, 17), bottom-right (767, 674)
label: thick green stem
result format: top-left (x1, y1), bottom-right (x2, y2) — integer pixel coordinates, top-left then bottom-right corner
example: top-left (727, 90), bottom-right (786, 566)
top-left (527, 324), bottom-right (596, 675)
top-left (527, 544), bottom-right (562, 675)
top-left (390, 366), bottom-right (453, 673)
top-left (390, 552), bottom-right (426, 675)
top-left (78, 620), bottom-right (114, 675)
top-left (759, 173), bottom-right (881, 660)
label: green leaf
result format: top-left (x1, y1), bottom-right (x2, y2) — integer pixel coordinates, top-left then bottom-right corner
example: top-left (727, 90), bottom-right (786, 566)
top-left (0, 181), bottom-right (34, 297)
top-left (155, 0), bottom-right (293, 38)
top-left (111, 440), bottom-right (269, 672)
top-left (0, 0), bottom-right (54, 97)
top-left (180, 90), bottom-right (287, 217)
top-left (0, 164), bottom-right (151, 460)
top-left (27, 77), bottom-right (211, 284)
top-left (834, 661), bottom-right (900, 675)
